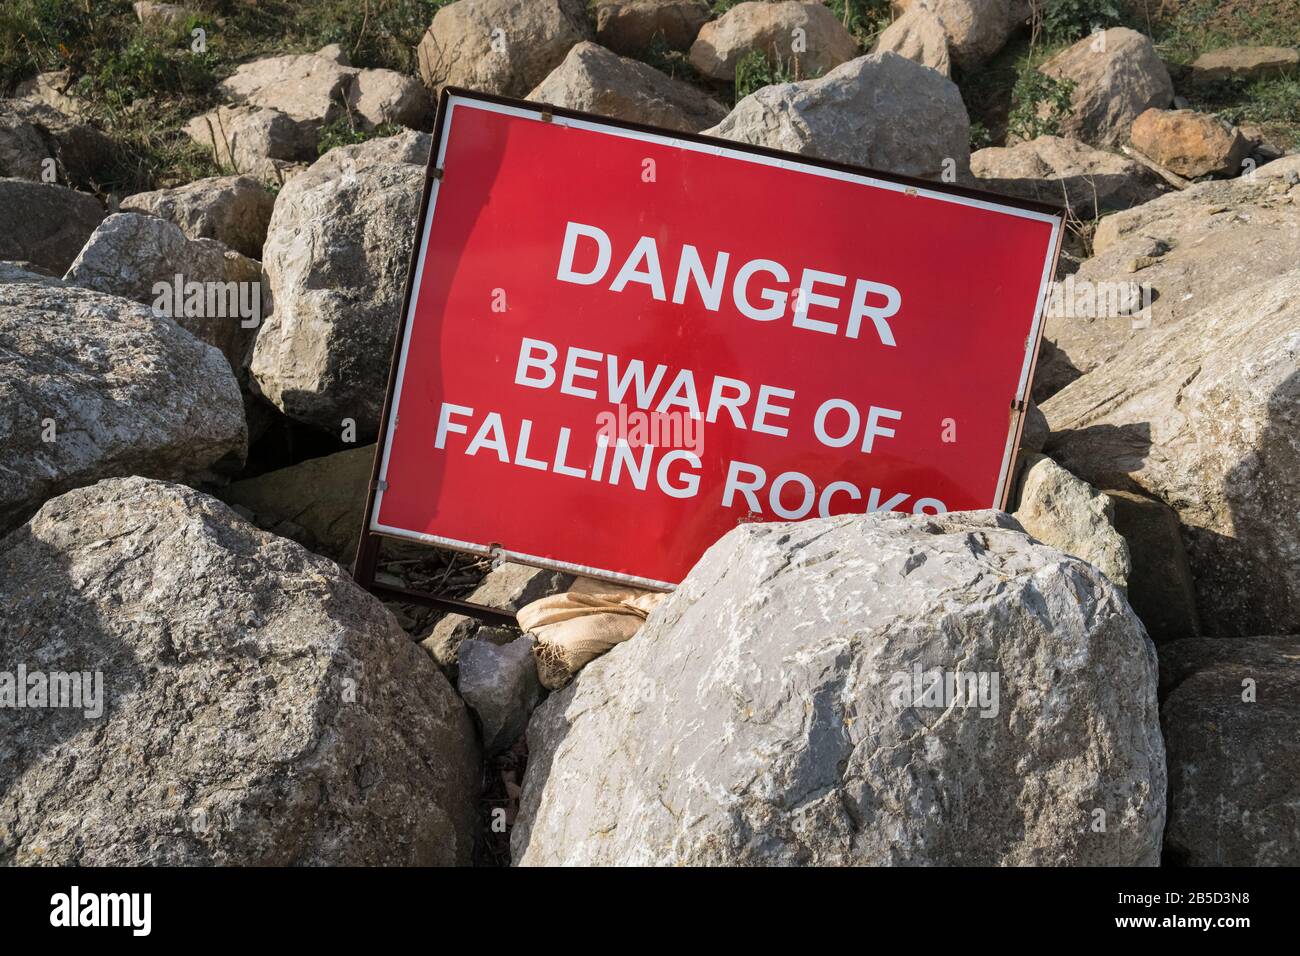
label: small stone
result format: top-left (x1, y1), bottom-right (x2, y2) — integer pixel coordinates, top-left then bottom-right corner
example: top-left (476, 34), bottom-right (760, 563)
top-left (457, 635), bottom-right (545, 754)
top-left (528, 41), bottom-right (727, 133)
top-left (1012, 452), bottom-right (1131, 591)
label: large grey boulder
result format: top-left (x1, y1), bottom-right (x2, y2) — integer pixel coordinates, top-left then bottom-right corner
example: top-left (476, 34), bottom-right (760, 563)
top-left (704, 52), bottom-right (970, 180)
top-left (13, 71), bottom-right (84, 116)
top-left (1043, 271), bottom-right (1300, 638)
top-left (528, 41), bottom-right (727, 133)
top-left (1037, 154), bottom-right (1300, 400)
top-left (0, 97), bottom-right (111, 188)
top-left (420, 562), bottom-right (574, 670)
top-left (971, 135), bottom-right (1163, 217)
top-left (872, 5), bottom-right (951, 77)
top-left (0, 274), bottom-right (246, 534)
top-left (1038, 27), bottom-right (1173, 148)
top-left (184, 105), bottom-right (317, 186)
top-left (1012, 452), bottom-right (1131, 591)
top-left (346, 67), bottom-right (433, 130)
top-left (458, 635), bottom-right (544, 754)
top-left (890, 0), bottom-right (1018, 69)
top-left (249, 132), bottom-right (430, 437)
top-left (595, 0), bottom-right (710, 56)
top-left (219, 47), bottom-right (431, 132)
top-left (0, 179), bottom-right (104, 275)
top-left (64, 213), bottom-right (261, 372)
top-left (417, 0), bottom-right (592, 97)
top-left (513, 510), bottom-right (1166, 866)
top-left (121, 174), bottom-right (276, 260)
top-left (217, 48), bottom-right (352, 127)
top-left (1159, 637), bottom-right (1300, 866)
top-left (220, 444), bottom-right (374, 562)
top-left (688, 1), bottom-right (859, 82)
top-left (0, 477), bottom-right (479, 865)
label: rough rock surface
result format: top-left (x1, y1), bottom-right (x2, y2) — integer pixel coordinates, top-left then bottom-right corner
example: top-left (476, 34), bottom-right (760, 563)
top-left (1037, 155), bottom-right (1300, 398)
top-left (595, 0), bottom-right (710, 56)
top-left (133, 1), bottom-right (190, 25)
top-left (458, 635), bottom-right (544, 754)
top-left (420, 563), bottom-right (574, 670)
top-left (971, 135), bottom-right (1163, 216)
top-left (0, 179), bottom-right (105, 275)
top-left (417, 0), bottom-right (591, 97)
top-left (704, 52), bottom-right (970, 180)
top-left (1012, 452), bottom-right (1131, 590)
top-left (688, 1), bottom-right (860, 81)
top-left (249, 132), bottom-right (430, 437)
top-left (891, 0), bottom-right (1017, 69)
top-left (221, 445), bottom-right (374, 562)
top-left (217, 46), bottom-right (431, 132)
top-left (1043, 271), bottom-right (1300, 638)
top-left (213, 48), bottom-right (426, 132)
top-left (1159, 637), bottom-right (1300, 866)
top-left (1129, 108), bottom-right (1250, 179)
top-left (0, 478), bottom-right (479, 865)
top-left (528, 41), bottom-right (727, 133)
top-left (346, 67), bottom-right (433, 130)
top-left (64, 213), bottom-right (261, 371)
top-left (220, 50), bottom-right (354, 125)
top-left (1020, 398), bottom-right (1049, 453)
top-left (513, 511), bottom-right (1166, 866)
top-left (13, 71), bottom-right (84, 116)
top-left (873, 6), bottom-right (951, 77)
top-left (1105, 490), bottom-right (1199, 643)
top-left (121, 174), bottom-right (275, 260)
top-left (1039, 28), bottom-right (1173, 147)
top-left (0, 97), bottom-right (111, 188)
top-left (184, 105), bottom-right (317, 185)
top-left (0, 274), bottom-right (246, 535)
top-left (1188, 45), bottom-right (1300, 85)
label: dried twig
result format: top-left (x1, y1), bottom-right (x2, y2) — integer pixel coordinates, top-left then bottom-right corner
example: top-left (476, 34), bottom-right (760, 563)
top-left (1122, 144), bottom-right (1192, 190)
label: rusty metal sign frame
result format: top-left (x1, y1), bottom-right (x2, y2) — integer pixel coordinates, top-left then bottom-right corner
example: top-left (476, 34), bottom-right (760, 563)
top-left (352, 87), bottom-right (1065, 622)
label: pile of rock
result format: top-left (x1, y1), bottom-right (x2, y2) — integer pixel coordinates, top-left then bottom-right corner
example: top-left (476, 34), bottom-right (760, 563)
top-left (0, 74), bottom-right (111, 189)
top-left (1, 0), bottom-right (1297, 869)
top-left (185, 45), bottom-right (432, 184)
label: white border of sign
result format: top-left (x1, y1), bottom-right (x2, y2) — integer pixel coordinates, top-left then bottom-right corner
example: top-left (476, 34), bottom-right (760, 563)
top-left (369, 93), bottom-right (1064, 591)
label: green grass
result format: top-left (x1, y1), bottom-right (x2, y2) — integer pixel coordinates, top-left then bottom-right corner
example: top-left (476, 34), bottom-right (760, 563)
top-left (1140, 0), bottom-right (1300, 66)
top-left (1181, 73), bottom-right (1300, 150)
top-left (733, 48), bottom-right (795, 103)
top-left (1138, 0), bottom-right (1300, 149)
top-left (960, 1), bottom-right (1300, 150)
top-left (823, 0), bottom-right (891, 48)
top-left (316, 116), bottom-right (402, 155)
top-left (1039, 0), bottom-right (1124, 44)
top-left (956, 31), bottom-right (1075, 149)
top-left (709, 0), bottom-right (888, 48)
top-left (1, 0), bottom-right (448, 195)
top-left (6, 0), bottom-right (1298, 192)
top-left (1007, 68), bottom-right (1075, 141)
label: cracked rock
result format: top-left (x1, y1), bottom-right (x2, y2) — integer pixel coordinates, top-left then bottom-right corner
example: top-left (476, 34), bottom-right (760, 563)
top-left (513, 510), bottom-right (1165, 865)
top-left (0, 477), bottom-right (479, 865)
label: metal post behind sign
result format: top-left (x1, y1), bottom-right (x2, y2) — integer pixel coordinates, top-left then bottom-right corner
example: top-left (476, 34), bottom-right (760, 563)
top-left (351, 532), bottom-right (517, 625)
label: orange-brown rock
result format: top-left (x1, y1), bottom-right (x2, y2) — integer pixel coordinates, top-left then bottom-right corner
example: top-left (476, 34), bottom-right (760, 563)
top-left (1130, 108), bottom-right (1250, 179)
